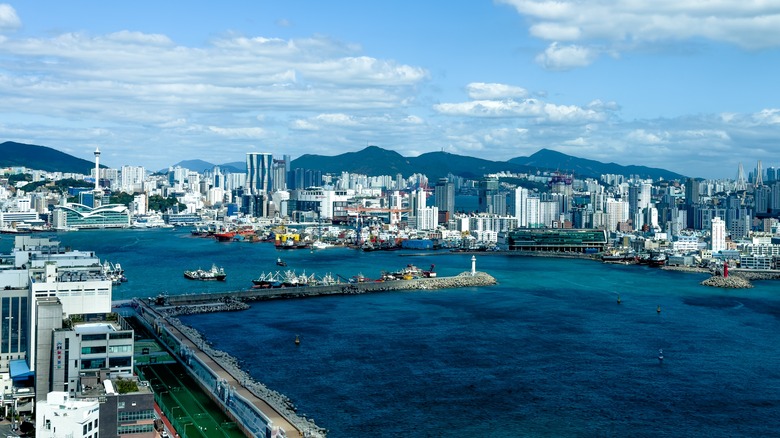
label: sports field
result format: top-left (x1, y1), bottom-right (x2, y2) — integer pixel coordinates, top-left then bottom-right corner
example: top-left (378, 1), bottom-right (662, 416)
top-left (139, 363), bottom-right (245, 438)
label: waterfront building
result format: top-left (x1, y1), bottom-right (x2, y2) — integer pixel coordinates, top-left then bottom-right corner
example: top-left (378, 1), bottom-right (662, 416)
top-left (506, 228), bottom-right (608, 253)
top-left (290, 187), bottom-right (354, 221)
top-left (711, 217), bottom-right (726, 253)
top-left (52, 204), bottom-right (131, 229)
top-left (246, 152), bottom-right (273, 195)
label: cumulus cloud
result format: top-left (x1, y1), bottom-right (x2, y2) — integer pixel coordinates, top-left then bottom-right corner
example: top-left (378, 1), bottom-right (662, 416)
top-left (499, 0), bottom-right (780, 69)
top-left (0, 4), bottom-right (20, 31)
top-left (535, 43), bottom-right (599, 70)
top-left (627, 129), bottom-right (667, 144)
top-left (466, 82), bottom-right (528, 100)
top-left (434, 97), bottom-right (605, 123)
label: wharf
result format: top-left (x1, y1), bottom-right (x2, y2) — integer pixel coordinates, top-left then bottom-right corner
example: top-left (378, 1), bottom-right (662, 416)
top-left (152, 271), bottom-right (497, 315)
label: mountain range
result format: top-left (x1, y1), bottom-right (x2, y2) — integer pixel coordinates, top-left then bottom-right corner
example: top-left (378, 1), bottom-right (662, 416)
top-left (0, 141), bottom-right (102, 175)
top-left (2, 141), bottom-right (686, 181)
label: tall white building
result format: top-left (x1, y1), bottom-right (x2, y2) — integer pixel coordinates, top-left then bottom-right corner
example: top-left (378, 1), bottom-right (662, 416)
top-left (711, 217), bottom-right (726, 253)
top-left (513, 188), bottom-right (529, 227)
top-left (605, 199), bottom-right (629, 232)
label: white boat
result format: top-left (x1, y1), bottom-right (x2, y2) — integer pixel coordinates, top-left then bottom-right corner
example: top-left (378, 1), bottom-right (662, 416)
top-left (311, 240), bottom-right (334, 250)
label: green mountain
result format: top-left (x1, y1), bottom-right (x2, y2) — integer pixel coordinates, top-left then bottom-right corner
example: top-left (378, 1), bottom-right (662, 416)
top-left (0, 141), bottom-right (100, 174)
top-left (509, 148), bottom-right (685, 181)
top-left (291, 146), bottom-right (533, 181)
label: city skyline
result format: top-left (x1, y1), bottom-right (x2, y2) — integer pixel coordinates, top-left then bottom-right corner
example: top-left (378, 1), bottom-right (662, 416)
top-left (1, 2), bottom-right (779, 178)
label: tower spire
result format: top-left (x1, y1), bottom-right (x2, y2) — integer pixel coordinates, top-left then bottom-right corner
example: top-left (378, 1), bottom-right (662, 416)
top-left (755, 160), bottom-right (763, 187)
top-left (735, 163), bottom-right (747, 191)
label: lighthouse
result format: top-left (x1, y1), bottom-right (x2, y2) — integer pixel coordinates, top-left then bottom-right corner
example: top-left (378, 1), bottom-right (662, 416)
top-left (471, 255), bottom-right (476, 276)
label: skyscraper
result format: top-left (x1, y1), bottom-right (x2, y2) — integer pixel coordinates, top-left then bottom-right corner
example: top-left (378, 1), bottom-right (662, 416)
top-left (246, 152), bottom-right (273, 195)
top-left (434, 178), bottom-right (455, 214)
top-left (711, 217), bottom-right (726, 253)
top-left (92, 147), bottom-right (103, 208)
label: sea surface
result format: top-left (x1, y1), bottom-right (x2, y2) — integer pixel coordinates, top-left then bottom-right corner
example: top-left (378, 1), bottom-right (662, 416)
top-left (4, 228), bottom-right (780, 437)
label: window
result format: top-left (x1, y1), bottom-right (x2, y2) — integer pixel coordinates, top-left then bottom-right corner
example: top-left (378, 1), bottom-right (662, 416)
top-left (81, 346), bottom-right (106, 354)
top-left (109, 332), bottom-right (132, 340)
top-left (109, 356), bottom-right (131, 368)
top-left (108, 345), bottom-right (132, 353)
top-left (80, 358), bottom-right (106, 370)
top-left (81, 334), bottom-right (106, 341)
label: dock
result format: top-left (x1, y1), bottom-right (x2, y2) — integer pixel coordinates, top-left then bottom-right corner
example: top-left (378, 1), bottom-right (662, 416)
top-left (151, 271), bottom-right (498, 316)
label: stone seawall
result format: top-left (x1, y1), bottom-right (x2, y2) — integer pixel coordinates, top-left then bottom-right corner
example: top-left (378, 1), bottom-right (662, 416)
top-left (159, 272), bottom-right (497, 310)
top-left (701, 275), bottom-right (753, 289)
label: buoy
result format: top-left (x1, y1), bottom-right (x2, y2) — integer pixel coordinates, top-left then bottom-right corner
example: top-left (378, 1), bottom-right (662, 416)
top-left (657, 305), bottom-right (661, 313)
top-left (617, 294), bottom-right (621, 304)
top-left (295, 335), bottom-right (300, 346)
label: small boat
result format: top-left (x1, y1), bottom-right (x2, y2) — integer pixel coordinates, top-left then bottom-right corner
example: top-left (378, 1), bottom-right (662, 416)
top-left (295, 335), bottom-right (300, 346)
top-left (184, 264), bottom-right (227, 281)
top-left (658, 349), bottom-right (664, 362)
top-left (276, 258), bottom-right (287, 267)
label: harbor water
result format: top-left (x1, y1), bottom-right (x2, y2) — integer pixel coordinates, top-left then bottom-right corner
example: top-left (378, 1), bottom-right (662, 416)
top-left (5, 228), bottom-right (780, 437)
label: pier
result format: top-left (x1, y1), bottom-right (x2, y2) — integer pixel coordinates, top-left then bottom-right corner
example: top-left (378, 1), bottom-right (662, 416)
top-left (151, 271), bottom-right (498, 316)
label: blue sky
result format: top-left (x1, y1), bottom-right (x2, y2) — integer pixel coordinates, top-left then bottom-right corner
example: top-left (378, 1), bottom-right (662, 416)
top-left (1, 1), bottom-right (779, 178)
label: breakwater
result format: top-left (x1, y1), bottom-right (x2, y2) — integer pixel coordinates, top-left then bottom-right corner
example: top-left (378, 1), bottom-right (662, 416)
top-left (154, 271), bottom-right (497, 315)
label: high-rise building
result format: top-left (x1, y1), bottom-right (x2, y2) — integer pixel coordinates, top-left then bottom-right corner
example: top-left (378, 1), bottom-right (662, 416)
top-left (92, 148), bottom-right (103, 208)
top-left (434, 178), bottom-right (455, 214)
top-left (272, 158), bottom-right (288, 192)
top-left (711, 217), bottom-right (726, 253)
top-left (246, 152), bottom-right (273, 195)
top-left (478, 177), bottom-right (499, 213)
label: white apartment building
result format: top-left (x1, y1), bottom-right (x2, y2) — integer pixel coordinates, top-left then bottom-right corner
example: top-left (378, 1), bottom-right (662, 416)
top-left (711, 217), bottom-right (726, 253)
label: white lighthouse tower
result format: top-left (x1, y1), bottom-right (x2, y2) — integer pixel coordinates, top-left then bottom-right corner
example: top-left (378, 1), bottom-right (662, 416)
top-left (92, 147), bottom-right (103, 208)
top-left (471, 255), bottom-right (476, 276)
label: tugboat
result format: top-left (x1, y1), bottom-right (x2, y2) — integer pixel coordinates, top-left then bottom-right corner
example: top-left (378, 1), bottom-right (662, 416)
top-left (276, 258), bottom-right (287, 267)
top-left (183, 264), bottom-right (227, 281)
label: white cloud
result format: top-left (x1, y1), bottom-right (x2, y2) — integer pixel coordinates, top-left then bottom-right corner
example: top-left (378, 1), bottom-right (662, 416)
top-left (500, 0), bottom-right (780, 70)
top-left (627, 129), bottom-right (667, 144)
top-left (434, 97), bottom-right (605, 123)
top-left (535, 43), bottom-right (598, 70)
top-left (466, 82), bottom-right (528, 100)
top-left (752, 109), bottom-right (780, 125)
top-left (314, 113), bottom-right (358, 126)
top-left (500, 0), bottom-right (780, 49)
top-left (206, 126), bottom-right (266, 138)
top-left (0, 4), bottom-right (20, 31)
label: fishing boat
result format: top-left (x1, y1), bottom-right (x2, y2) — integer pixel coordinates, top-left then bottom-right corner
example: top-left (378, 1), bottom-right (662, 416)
top-left (184, 264), bottom-right (227, 281)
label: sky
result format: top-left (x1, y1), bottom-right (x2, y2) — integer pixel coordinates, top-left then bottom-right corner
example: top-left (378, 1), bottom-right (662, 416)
top-left (1, 1), bottom-right (779, 179)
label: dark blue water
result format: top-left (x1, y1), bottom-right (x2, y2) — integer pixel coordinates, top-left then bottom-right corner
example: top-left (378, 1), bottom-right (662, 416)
top-left (7, 229), bottom-right (780, 437)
